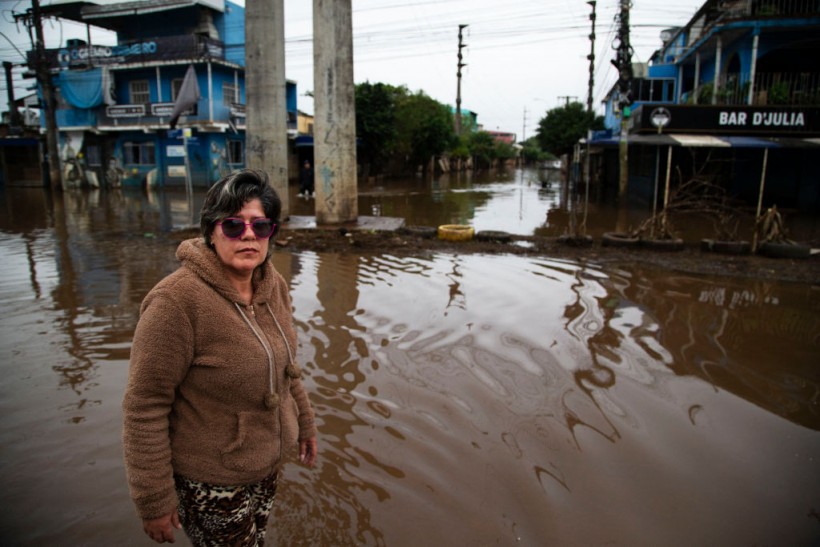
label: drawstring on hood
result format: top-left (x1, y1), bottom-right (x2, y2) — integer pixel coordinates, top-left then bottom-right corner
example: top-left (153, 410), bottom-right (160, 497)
top-left (234, 302), bottom-right (301, 410)
top-left (177, 238), bottom-right (302, 410)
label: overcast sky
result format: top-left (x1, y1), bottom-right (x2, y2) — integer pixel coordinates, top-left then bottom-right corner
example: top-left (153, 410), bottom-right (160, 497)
top-left (1, 0), bottom-right (706, 137)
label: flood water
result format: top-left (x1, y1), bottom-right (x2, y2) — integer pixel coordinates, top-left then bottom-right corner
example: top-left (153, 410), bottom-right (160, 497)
top-left (1, 170), bottom-right (819, 546)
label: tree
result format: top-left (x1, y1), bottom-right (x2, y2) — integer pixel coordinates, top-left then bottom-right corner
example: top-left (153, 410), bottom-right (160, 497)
top-left (536, 102), bottom-right (603, 157)
top-left (394, 90), bottom-right (455, 173)
top-left (467, 131), bottom-right (496, 169)
top-left (521, 136), bottom-right (552, 164)
top-left (355, 82), bottom-right (399, 176)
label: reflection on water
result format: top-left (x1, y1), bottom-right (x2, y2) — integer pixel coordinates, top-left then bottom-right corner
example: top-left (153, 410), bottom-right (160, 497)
top-left (0, 182), bottom-right (818, 545)
top-left (291, 167), bottom-right (820, 243)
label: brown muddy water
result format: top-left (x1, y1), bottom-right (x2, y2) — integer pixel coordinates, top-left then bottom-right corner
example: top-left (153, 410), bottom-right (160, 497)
top-left (0, 171), bottom-right (819, 546)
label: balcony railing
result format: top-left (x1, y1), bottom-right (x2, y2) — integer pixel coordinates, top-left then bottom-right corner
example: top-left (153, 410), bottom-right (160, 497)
top-left (749, 0), bottom-right (820, 17)
top-left (715, 0), bottom-right (820, 19)
top-left (691, 72), bottom-right (820, 106)
top-left (685, 1), bottom-right (820, 50)
top-left (36, 35), bottom-right (225, 70)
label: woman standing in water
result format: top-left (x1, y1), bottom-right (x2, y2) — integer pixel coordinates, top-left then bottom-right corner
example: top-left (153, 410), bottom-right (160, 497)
top-left (123, 169), bottom-right (318, 545)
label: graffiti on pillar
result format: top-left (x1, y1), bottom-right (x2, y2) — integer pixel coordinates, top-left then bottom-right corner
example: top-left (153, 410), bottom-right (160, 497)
top-left (320, 164), bottom-right (337, 212)
top-left (246, 135), bottom-right (268, 157)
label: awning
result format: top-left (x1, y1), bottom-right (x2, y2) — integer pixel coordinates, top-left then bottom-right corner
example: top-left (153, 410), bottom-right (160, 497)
top-left (669, 134), bottom-right (731, 147)
top-left (589, 133), bottom-right (820, 149)
top-left (294, 135), bottom-right (314, 148)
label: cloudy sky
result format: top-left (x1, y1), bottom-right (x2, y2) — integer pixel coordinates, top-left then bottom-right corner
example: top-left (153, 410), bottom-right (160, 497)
top-left (1, 0), bottom-right (706, 137)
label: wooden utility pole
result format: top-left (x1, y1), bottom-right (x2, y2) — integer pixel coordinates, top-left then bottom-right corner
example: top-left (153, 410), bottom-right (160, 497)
top-left (313, 0), bottom-right (357, 224)
top-left (615, 0), bottom-right (632, 201)
top-left (455, 24), bottom-right (468, 135)
top-left (586, 1), bottom-right (596, 114)
top-left (245, 0), bottom-right (289, 216)
top-left (26, 0), bottom-right (62, 190)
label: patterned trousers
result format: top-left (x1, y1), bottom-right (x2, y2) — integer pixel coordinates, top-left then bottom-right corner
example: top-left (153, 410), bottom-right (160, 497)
top-left (174, 472), bottom-right (278, 547)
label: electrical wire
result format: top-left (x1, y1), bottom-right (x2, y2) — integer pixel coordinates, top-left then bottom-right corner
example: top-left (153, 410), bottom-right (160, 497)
top-left (0, 0), bottom-right (707, 130)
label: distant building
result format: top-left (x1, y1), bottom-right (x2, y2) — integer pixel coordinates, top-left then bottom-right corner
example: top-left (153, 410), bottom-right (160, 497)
top-left (26, 0), bottom-right (300, 188)
top-left (454, 107), bottom-right (479, 134)
top-left (485, 130), bottom-right (517, 145)
top-left (592, 0), bottom-right (820, 212)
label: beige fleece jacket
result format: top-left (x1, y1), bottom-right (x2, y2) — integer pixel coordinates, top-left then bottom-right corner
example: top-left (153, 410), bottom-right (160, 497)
top-left (122, 238), bottom-right (316, 520)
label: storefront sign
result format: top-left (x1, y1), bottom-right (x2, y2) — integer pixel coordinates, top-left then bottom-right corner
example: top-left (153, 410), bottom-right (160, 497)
top-left (650, 107), bottom-right (671, 130)
top-left (166, 145), bottom-right (185, 158)
top-left (168, 165), bottom-right (187, 177)
top-left (106, 105), bottom-right (145, 118)
top-left (632, 105), bottom-right (820, 136)
top-left (151, 103), bottom-right (195, 117)
top-left (39, 35), bottom-right (225, 69)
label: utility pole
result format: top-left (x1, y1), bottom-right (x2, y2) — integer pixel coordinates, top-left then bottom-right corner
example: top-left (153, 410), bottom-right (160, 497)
top-left (455, 24), bottom-right (468, 135)
top-left (557, 95), bottom-right (578, 106)
top-left (586, 1), bottom-right (596, 114)
top-left (245, 0), bottom-right (289, 216)
top-left (613, 0), bottom-right (633, 201)
top-left (22, 0), bottom-right (61, 190)
top-left (3, 62), bottom-right (21, 127)
top-left (522, 107), bottom-right (527, 142)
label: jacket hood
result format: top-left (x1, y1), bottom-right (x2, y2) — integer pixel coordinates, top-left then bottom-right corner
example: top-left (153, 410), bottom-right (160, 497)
top-left (175, 238), bottom-right (276, 306)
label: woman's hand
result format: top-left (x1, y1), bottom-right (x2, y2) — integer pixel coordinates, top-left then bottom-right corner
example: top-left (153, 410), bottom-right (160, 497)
top-left (299, 436), bottom-right (318, 467)
top-left (142, 510), bottom-right (182, 543)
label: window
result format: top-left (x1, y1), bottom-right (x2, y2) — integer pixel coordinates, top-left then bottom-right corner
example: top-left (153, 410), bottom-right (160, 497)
top-left (123, 141), bottom-right (156, 165)
top-left (171, 79), bottom-right (183, 102)
top-left (130, 80), bottom-right (150, 104)
top-left (223, 83), bottom-right (238, 106)
top-left (227, 140), bottom-right (243, 164)
top-left (636, 78), bottom-right (676, 102)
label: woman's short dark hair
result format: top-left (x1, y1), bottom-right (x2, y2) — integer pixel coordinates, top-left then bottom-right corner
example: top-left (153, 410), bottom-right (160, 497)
top-left (200, 169), bottom-right (282, 248)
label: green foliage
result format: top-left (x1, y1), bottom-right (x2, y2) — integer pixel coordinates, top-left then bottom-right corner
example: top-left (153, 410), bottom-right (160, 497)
top-left (355, 83), bottom-right (455, 174)
top-left (394, 90), bottom-right (455, 171)
top-left (768, 81), bottom-right (790, 105)
top-left (696, 83), bottom-right (713, 104)
top-left (449, 135), bottom-right (470, 160)
top-left (355, 82), bottom-right (401, 175)
top-left (467, 131), bottom-right (496, 169)
top-left (521, 136), bottom-right (550, 163)
top-left (536, 102), bottom-right (603, 157)
top-left (462, 131), bottom-right (518, 168)
top-left (494, 141), bottom-right (516, 161)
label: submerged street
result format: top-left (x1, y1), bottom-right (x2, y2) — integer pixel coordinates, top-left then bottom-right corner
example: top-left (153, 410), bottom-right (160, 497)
top-left (0, 168), bottom-right (818, 545)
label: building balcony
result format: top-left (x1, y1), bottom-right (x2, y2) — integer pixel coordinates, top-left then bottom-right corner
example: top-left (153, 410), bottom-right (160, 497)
top-left (688, 72), bottom-right (820, 106)
top-left (691, 0), bottom-right (820, 41)
top-left (55, 99), bottom-right (297, 134)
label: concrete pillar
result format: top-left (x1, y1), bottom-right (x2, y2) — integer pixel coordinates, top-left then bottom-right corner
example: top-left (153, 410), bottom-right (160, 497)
top-left (245, 0), bottom-right (289, 216)
top-left (313, 0), bottom-right (358, 224)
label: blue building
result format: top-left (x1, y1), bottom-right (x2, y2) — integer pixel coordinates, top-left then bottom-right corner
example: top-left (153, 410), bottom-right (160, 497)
top-left (32, 0), bottom-right (298, 188)
top-left (593, 0), bottom-right (820, 212)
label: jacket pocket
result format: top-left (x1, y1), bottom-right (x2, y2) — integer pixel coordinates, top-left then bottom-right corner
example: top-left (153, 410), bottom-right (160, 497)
top-left (221, 411), bottom-right (280, 473)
